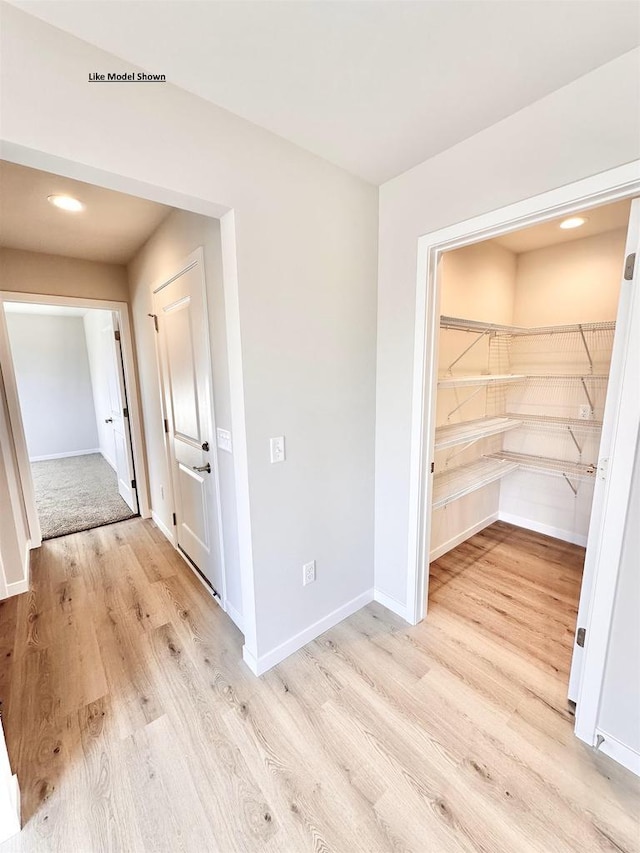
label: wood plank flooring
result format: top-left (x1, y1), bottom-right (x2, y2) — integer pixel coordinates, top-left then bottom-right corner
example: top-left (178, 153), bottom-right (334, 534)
top-left (0, 518), bottom-right (638, 852)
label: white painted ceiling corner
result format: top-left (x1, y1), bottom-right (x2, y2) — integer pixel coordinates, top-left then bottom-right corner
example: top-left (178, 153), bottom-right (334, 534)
top-left (6, 1), bottom-right (640, 184)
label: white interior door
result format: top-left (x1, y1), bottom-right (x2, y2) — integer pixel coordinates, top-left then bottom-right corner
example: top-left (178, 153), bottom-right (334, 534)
top-left (104, 316), bottom-right (137, 513)
top-left (96, 315), bottom-right (118, 469)
top-left (153, 252), bottom-right (224, 598)
top-left (568, 197), bottom-right (640, 703)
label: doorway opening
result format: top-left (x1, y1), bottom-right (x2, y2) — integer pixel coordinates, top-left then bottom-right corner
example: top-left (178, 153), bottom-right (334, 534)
top-left (2, 299), bottom-right (140, 539)
top-left (408, 166), bottom-right (640, 759)
top-left (428, 198), bottom-right (630, 712)
top-left (0, 154), bottom-right (250, 648)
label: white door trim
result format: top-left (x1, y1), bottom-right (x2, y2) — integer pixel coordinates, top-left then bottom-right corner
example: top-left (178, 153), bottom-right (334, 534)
top-left (0, 299), bottom-right (41, 545)
top-left (151, 248), bottom-right (228, 610)
top-left (0, 292), bottom-right (151, 548)
top-left (406, 161), bottom-right (640, 750)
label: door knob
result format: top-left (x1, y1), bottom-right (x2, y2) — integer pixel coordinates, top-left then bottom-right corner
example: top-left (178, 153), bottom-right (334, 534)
top-left (192, 463), bottom-right (211, 474)
top-left (105, 418), bottom-right (113, 423)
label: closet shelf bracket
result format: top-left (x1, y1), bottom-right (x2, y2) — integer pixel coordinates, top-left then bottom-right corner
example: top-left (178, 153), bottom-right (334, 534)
top-left (445, 439), bottom-right (479, 466)
top-left (580, 377), bottom-right (595, 414)
top-left (567, 426), bottom-right (583, 456)
top-left (446, 329), bottom-right (491, 373)
top-left (578, 324), bottom-right (594, 373)
top-left (562, 474), bottom-right (579, 497)
top-left (446, 385), bottom-right (484, 420)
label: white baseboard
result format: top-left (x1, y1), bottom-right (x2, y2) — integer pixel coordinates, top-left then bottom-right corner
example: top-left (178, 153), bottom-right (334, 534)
top-left (498, 511), bottom-right (587, 547)
top-left (596, 729), bottom-right (640, 776)
top-left (374, 589), bottom-right (411, 622)
top-left (225, 600), bottom-right (244, 632)
top-left (151, 510), bottom-right (176, 546)
top-left (242, 588), bottom-right (374, 676)
top-left (29, 448), bottom-right (101, 462)
top-left (429, 512), bottom-right (499, 562)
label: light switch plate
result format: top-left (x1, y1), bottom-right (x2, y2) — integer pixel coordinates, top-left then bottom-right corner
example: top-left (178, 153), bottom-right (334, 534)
top-left (270, 436), bottom-right (285, 463)
top-left (217, 428), bottom-right (233, 453)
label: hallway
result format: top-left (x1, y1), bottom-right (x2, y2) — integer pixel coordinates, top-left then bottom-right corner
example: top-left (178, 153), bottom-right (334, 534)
top-left (0, 519), bottom-right (637, 852)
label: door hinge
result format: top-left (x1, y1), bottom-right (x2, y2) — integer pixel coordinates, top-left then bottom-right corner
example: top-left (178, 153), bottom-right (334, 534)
top-left (624, 252), bottom-right (636, 281)
top-left (148, 313), bottom-right (159, 332)
top-left (164, 418), bottom-right (169, 434)
top-left (430, 461), bottom-right (435, 474)
top-left (123, 407), bottom-right (129, 418)
top-left (114, 329), bottom-right (121, 341)
top-left (131, 478), bottom-right (137, 490)
top-left (576, 627), bottom-right (586, 648)
top-left (172, 512), bottom-right (177, 526)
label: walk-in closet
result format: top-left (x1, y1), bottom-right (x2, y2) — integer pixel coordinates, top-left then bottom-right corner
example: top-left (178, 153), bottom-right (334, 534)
top-left (427, 198), bottom-right (633, 704)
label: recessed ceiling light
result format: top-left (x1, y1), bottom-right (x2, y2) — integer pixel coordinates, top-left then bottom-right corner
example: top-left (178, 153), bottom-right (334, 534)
top-left (47, 194), bottom-right (84, 212)
top-left (559, 216), bottom-right (587, 230)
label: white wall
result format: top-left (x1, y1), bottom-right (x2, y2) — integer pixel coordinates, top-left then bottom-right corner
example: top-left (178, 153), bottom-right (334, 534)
top-left (513, 229), bottom-right (626, 326)
top-left (5, 313), bottom-right (99, 460)
top-left (127, 209), bottom-right (243, 625)
top-left (598, 435), bottom-right (640, 762)
top-left (0, 6), bottom-right (378, 668)
top-left (83, 309), bottom-right (117, 468)
top-left (0, 246), bottom-right (128, 302)
top-left (374, 48), bottom-right (640, 608)
top-left (441, 241), bottom-right (517, 323)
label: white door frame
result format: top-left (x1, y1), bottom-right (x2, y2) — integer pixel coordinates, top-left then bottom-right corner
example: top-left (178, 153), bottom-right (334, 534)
top-left (0, 292), bottom-right (151, 548)
top-left (151, 248), bottom-right (229, 610)
top-left (407, 161), bottom-right (640, 747)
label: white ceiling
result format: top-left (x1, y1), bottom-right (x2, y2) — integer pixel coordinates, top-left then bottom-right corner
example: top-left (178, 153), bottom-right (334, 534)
top-left (0, 161), bottom-right (171, 264)
top-left (493, 198), bottom-right (631, 254)
top-left (10, 1), bottom-right (640, 184)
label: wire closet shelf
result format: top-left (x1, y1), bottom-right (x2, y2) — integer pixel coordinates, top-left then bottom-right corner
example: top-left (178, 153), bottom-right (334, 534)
top-left (439, 316), bottom-right (616, 336)
top-left (433, 452), bottom-right (597, 508)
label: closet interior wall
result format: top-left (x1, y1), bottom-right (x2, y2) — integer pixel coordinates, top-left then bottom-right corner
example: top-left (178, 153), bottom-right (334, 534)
top-left (431, 227), bottom-right (626, 561)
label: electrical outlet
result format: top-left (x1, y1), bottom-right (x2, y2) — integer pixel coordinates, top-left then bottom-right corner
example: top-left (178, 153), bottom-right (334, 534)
top-left (578, 404), bottom-right (592, 420)
top-left (303, 560), bottom-right (316, 586)
top-left (270, 436), bottom-right (286, 463)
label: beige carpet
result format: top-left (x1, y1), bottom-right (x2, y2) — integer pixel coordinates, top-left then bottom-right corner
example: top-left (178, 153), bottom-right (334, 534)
top-left (31, 453), bottom-right (136, 540)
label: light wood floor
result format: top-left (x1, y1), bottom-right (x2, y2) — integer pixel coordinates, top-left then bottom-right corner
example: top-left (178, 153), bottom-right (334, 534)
top-left (0, 519), bottom-right (638, 852)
